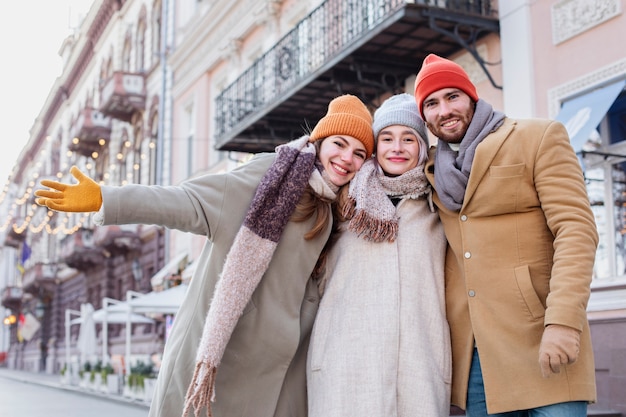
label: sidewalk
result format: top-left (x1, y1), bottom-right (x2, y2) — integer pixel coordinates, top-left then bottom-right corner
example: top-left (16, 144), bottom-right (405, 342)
top-left (1, 367), bottom-right (620, 417)
top-left (0, 367), bottom-right (150, 409)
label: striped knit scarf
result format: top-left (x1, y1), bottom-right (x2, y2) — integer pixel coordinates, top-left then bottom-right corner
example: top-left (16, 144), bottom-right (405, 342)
top-left (182, 136), bottom-right (318, 417)
top-left (343, 158), bottom-right (431, 243)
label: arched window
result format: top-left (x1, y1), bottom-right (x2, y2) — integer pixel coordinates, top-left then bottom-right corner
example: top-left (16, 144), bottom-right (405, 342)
top-left (136, 6), bottom-right (147, 72)
top-left (133, 117), bottom-right (144, 184)
top-left (122, 29), bottom-right (132, 72)
top-left (151, 0), bottom-right (162, 60)
top-left (117, 129), bottom-right (132, 185)
top-left (99, 59), bottom-right (109, 95)
top-left (148, 103), bottom-right (159, 185)
top-left (52, 131), bottom-right (62, 176)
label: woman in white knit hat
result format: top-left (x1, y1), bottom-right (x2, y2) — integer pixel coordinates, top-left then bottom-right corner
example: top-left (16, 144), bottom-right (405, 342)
top-left (307, 93), bottom-right (451, 417)
top-left (35, 94), bottom-right (374, 417)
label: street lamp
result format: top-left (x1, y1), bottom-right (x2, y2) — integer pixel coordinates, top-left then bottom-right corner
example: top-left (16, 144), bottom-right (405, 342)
top-left (37, 261), bottom-right (58, 373)
top-left (3, 315), bottom-right (17, 326)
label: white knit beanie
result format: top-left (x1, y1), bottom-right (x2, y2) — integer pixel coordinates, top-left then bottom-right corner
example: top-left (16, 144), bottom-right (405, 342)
top-left (372, 93), bottom-right (429, 146)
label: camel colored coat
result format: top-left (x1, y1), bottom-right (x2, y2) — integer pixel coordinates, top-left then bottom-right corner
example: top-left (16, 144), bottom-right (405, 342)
top-left (307, 196), bottom-right (450, 417)
top-left (425, 118), bottom-right (598, 413)
top-left (98, 153), bottom-right (330, 417)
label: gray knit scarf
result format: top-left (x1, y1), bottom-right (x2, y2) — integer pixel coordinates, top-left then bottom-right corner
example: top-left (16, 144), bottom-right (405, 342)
top-left (183, 136), bottom-right (335, 417)
top-left (434, 99), bottom-right (505, 211)
top-left (344, 158), bottom-right (431, 243)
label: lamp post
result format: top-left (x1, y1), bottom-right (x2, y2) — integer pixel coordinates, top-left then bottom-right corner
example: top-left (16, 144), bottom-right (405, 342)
top-left (37, 261), bottom-right (58, 373)
top-left (35, 298), bottom-right (49, 372)
top-left (2, 313), bottom-right (17, 365)
top-left (65, 308), bottom-right (80, 382)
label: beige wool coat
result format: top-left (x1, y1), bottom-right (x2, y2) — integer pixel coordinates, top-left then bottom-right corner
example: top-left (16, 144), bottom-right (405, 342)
top-left (425, 118), bottom-right (599, 413)
top-left (97, 153), bottom-right (331, 417)
top-left (307, 195), bottom-right (450, 417)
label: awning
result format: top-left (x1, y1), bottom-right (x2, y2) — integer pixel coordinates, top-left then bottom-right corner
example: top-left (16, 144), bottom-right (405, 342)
top-left (555, 79), bottom-right (625, 152)
top-left (125, 284), bottom-right (188, 315)
top-left (150, 252), bottom-right (188, 287)
top-left (70, 307), bottom-right (154, 325)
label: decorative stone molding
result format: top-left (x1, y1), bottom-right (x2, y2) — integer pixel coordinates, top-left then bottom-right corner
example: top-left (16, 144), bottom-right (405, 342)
top-left (221, 38), bottom-right (244, 67)
top-left (547, 57), bottom-right (626, 118)
top-left (552, 0), bottom-right (622, 45)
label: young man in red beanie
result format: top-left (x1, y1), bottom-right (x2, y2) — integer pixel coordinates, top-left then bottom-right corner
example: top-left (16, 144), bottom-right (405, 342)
top-left (415, 53), bottom-right (598, 417)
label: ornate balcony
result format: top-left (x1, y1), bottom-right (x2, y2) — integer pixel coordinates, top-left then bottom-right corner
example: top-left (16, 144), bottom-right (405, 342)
top-left (3, 220), bottom-right (26, 248)
top-left (214, 0), bottom-right (498, 152)
top-left (60, 228), bottom-right (104, 271)
top-left (93, 224), bottom-right (142, 257)
top-left (70, 108), bottom-right (111, 157)
top-left (22, 262), bottom-right (59, 294)
top-left (100, 71), bottom-right (146, 122)
top-left (1, 286), bottom-right (23, 311)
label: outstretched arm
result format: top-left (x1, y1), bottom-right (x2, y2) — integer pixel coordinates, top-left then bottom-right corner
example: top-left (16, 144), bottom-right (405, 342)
top-left (35, 166), bottom-right (103, 212)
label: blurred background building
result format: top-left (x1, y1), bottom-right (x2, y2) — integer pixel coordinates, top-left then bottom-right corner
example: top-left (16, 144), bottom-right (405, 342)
top-left (0, 0), bottom-right (624, 413)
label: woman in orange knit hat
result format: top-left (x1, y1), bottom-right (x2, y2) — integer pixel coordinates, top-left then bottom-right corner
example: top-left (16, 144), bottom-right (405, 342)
top-left (35, 94), bottom-right (374, 417)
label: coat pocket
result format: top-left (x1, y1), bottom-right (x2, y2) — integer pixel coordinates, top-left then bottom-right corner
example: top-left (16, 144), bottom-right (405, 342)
top-left (489, 163), bottom-right (525, 178)
top-left (514, 264), bottom-right (545, 320)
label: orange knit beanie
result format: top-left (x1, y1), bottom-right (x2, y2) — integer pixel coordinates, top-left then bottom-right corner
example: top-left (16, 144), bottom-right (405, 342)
top-left (414, 54), bottom-right (478, 117)
top-left (309, 94), bottom-right (374, 158)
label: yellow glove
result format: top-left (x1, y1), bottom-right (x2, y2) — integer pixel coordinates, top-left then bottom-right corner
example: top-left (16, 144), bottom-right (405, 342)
top-left (35, 166), bottom-right (103, 213)
top-left (538, 324), bottom-right (581, 377)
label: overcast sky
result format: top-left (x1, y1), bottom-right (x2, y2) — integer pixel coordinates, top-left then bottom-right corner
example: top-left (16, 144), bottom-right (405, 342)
top-left (0, 1), bottom-right (94, 185)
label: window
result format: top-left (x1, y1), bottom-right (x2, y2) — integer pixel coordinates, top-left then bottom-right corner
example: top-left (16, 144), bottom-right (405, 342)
top-left (133, 121), bottom-right (144, 184)
top-left (148, 111), bottom-right (159, 185)
top-left (183, 102), bottom-right (196, 179)
top-left (123, 30), bottom-right (132, 72)
top-left (136, 10), bottom-right (147, 72)
top-left (583, 90), bottom-right (626, 280)
top-left (151, 0), bottom-right (162, 60)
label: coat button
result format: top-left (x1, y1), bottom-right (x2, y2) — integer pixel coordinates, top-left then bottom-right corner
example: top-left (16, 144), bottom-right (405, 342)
top-left (468, 290), bottom-right (476, 297)
top-left (464, 252), bottom-right (471, 259)
top-left (461, 214), bottom-right (467, 221)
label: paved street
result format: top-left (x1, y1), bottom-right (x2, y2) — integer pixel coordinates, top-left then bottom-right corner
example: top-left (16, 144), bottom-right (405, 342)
top-left (0, 369), bottom-right (148, 417)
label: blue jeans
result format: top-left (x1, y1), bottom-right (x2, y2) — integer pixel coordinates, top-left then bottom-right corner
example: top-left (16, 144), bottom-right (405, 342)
top-left (466, 348), bottom-right (587, 417)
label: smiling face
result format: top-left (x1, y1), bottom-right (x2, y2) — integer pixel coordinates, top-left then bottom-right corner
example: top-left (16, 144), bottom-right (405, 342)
top-left (376, 125), bottom-right (425, 177)
top-left (317, 135), bottom-right (368, 186)
top-left (422, 88), bottom-right (475, 144)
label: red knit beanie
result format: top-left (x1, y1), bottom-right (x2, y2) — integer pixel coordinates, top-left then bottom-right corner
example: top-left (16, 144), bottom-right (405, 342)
top-left (413, 54), bottom-right (479, 117)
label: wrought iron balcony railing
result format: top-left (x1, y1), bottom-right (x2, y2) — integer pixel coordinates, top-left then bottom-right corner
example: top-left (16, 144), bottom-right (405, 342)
top-left (214, 0), bottom-right (496, 149)
top-left (70, 107), bottom-right (111, 157)
top-left (1, 286), bottom-right (23, 311)
top-left (93, 224), bottom-right (142, 257)
top-left (4, 218), bottom-right (26, 248)
top-left (100, 71), bottom-right (147, 122)
top-left (22, 262), bottom-right (59, 294)
top-left (60, 227), bottom-right (104, 271)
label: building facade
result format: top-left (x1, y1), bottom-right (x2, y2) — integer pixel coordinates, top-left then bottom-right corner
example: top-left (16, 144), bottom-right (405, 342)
top-left (0, 0), bottom-right (624, 413)
top-left (0, 0), bottom-right (177, 377)
top-left (500, 1), bottom-right (626, 413)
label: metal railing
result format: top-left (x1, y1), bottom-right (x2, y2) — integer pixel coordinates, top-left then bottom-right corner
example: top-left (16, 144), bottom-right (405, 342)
top-left (214, 0), bottom-right (496, 141)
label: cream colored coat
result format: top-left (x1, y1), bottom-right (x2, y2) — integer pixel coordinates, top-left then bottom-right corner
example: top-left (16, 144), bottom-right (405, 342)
top-left (307, 195), bottom-right (450, 417)
top-left (98, 153), bottom-right (330, 417)
top-left (425, 118), bottom-right (599, 413)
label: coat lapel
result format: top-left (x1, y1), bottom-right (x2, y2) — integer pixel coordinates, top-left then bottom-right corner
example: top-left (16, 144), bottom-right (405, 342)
top-left (462, 119), bottom-right (515, 208)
